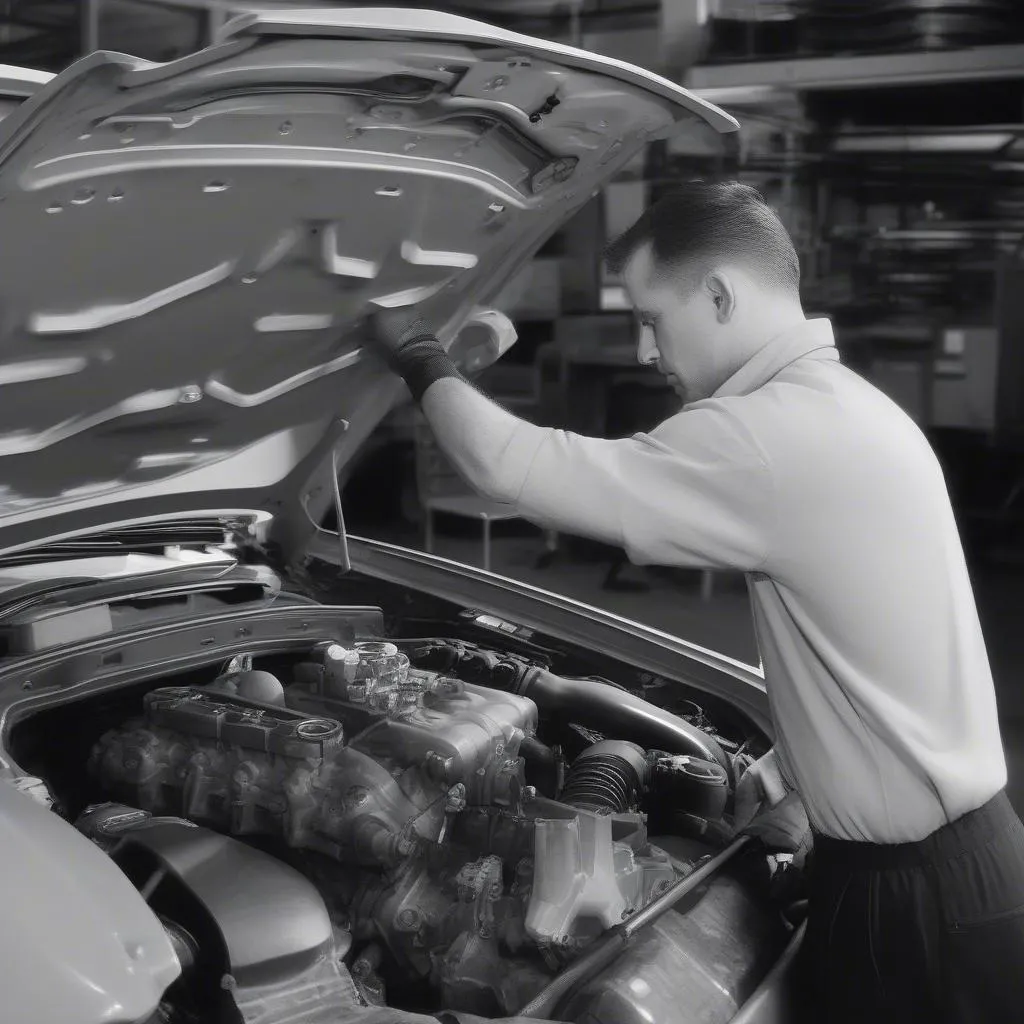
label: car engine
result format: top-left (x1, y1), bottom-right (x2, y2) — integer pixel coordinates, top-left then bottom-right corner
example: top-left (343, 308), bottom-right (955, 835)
top-left (13, 637), bottom-right (790, 1024)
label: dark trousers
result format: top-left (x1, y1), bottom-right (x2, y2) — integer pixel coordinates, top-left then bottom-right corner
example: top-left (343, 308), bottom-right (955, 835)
top-left (800, 790), bottom-right (1024, 1023)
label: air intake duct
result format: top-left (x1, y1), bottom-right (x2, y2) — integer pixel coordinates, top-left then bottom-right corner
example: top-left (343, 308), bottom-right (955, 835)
top-left (560, 740), bottom-right (649, 813)
top-left (509, 666), bottom-right (733, 785)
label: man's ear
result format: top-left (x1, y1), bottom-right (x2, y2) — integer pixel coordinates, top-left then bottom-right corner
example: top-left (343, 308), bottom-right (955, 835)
top-left (705, 270), bottom-right (736, 323)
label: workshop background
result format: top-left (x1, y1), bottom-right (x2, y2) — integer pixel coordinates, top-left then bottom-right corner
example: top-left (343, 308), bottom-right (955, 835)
top-left (12, 0), bottom-right (1024, 806)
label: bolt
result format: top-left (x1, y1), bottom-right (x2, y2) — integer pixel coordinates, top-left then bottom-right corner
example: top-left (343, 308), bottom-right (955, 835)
top-left (523, 786), bottom-right (537, 803)
top-left (397, 909), bottom-right (420, 930)
top-left (279, 120), bottom-right (292, 135)
top-left (108, 189), bottom-right (124, 202)
top-left (178, 385), bottom-right (203, 404)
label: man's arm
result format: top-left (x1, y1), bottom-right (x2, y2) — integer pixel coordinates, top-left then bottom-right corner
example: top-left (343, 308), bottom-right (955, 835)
top-left (372, 311), bottom-right (774, 570)
top-left (419, 376), bottom-right (548, 503)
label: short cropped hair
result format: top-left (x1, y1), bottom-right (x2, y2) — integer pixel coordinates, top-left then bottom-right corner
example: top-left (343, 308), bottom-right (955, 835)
top-left (604, 180), bottom-right (800, 296)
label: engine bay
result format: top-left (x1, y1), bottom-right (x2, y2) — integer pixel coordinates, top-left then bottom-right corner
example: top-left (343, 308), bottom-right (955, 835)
top-left (7, 627), bottom-right (794, 1024)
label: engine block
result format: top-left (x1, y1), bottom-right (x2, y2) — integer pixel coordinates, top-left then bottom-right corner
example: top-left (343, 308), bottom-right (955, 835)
top-left (87, 642), bottom-right (678, 1016)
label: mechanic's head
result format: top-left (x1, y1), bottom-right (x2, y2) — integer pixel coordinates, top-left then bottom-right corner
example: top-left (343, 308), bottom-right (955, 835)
top-left (605, 180), bottom-right (804, 405)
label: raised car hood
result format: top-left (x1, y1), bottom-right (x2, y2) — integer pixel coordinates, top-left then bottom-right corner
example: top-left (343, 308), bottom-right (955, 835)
top-left (0, 8), bottom-right (736, 560)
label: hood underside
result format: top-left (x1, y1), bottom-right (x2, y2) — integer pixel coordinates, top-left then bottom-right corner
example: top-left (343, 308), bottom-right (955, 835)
top-left (0, 8), bottom-right (735, 560)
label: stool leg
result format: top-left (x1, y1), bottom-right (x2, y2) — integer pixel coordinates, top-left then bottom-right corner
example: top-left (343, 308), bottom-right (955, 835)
top-left (483, 518), bottom-right (492, 572)
top-left (701, 570), bottom-right (714, 602)
top-left (425, 508), bottom-right (434, 554)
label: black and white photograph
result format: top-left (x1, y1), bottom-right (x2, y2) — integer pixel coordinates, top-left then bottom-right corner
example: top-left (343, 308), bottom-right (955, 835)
top-left (0, 2), bottom-right (1022, 1022)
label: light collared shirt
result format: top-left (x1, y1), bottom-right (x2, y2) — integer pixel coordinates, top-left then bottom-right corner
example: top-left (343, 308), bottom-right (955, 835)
top-left (491, 318), bottom-right (1006, 843)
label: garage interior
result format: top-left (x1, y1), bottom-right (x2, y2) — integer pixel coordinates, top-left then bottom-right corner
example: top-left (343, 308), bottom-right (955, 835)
top-left (11, 0), bottom-right (1024, 812)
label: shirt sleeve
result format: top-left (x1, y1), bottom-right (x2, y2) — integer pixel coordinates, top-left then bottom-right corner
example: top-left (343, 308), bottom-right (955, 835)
top-left (491, 404), bottom-right (775, 572)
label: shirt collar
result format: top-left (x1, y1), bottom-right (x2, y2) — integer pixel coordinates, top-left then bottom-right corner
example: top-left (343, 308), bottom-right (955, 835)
top-left (712, 318), bottom-right (839, 401)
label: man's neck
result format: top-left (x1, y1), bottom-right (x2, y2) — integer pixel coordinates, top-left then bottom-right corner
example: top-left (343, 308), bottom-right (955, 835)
top-left (729, 304), bottom-right (808, 374)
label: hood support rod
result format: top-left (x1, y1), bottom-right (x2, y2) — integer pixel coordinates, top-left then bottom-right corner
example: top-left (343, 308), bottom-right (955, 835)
top-left (330, 430), bottom-right (351, 576)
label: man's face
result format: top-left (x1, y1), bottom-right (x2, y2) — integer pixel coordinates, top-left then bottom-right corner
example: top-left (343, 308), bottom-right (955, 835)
top-left (622, 244), bottom-right (724, 406)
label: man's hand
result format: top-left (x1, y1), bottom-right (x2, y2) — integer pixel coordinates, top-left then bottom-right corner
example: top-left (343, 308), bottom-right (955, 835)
top-left (368, 308), bottom-right (460, 402)
top-left (369, 307), bottom-right (437, 363)
top-left (742, 790), bottom-right (811, 856)
top-left (733, 748), bottom-right (812, 858)
top-left (733, 747), bottom-right (788, 831)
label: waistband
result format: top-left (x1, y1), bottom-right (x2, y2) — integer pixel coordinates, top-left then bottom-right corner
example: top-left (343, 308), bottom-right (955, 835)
top-left (812, 790), bottom-right (1018, 871)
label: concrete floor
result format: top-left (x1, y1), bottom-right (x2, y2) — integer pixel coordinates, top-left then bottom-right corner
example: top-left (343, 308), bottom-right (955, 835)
top-left (370, 522), bottom-right (1024, 817)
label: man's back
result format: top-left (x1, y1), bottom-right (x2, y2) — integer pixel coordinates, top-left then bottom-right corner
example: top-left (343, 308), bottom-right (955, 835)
top-left (715, 347), bottom-right (1006, 842)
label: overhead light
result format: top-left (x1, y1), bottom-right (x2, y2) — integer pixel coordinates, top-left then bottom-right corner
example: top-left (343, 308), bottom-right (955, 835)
top-left (831, 133), bottom-right (1014, 154)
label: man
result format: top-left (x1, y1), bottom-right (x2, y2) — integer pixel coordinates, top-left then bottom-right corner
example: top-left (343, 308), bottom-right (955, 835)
top-left (371, 181), bottom-right (1024, 1022)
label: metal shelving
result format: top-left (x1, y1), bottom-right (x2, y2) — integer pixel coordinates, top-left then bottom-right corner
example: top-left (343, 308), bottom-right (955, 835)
top-left (688, 43), bottom-right (1024, 96)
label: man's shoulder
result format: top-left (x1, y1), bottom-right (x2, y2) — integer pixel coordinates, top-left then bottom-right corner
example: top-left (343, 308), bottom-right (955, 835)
top-left (647, 398), bottom-right (771, 467)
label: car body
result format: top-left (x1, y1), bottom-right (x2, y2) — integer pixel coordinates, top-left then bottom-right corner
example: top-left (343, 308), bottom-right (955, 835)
top-left (0, 10), bottom-right (801, 1024)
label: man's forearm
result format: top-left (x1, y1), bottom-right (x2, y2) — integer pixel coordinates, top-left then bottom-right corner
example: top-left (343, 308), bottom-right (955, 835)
top-left (421, 377), bottom-right (545, 501)
top-left (379, 324), bottom-right (549, 501)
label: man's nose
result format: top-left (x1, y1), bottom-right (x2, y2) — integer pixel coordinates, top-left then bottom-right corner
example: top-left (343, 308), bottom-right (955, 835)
top-left (636, 326), bottom-right (658, 367)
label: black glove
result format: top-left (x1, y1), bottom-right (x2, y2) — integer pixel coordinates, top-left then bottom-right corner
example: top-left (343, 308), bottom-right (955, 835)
top-left (369, 308), bottom-right (461, 401)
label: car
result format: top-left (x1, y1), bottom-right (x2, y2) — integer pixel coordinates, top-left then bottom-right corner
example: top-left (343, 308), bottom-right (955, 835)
top-left (0, 8), bottom-right (801, 1024)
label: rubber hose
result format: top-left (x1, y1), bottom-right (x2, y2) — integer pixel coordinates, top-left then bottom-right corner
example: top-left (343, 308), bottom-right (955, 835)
top-left (512, 667), bottom-right (733, 784)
